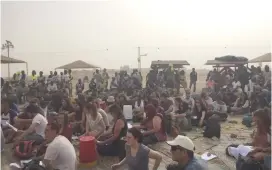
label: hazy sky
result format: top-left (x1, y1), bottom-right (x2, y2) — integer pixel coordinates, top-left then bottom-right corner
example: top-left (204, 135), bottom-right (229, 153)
top-left (1, 0), bottom-right (271, 76)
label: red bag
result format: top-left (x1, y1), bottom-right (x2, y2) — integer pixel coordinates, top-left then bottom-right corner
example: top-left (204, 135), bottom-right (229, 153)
top-left (14, 140), bottom-right (35, 159)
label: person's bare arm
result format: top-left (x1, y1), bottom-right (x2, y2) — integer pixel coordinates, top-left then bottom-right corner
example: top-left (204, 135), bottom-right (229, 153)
top-left (199, 111), bottom-right (206, 127)
top-left (149, 149), bottom-right (162, 170)
top-left (98, 119), bottom-right (124, 145)
top-left (143, 116), bottom-right (161, 136)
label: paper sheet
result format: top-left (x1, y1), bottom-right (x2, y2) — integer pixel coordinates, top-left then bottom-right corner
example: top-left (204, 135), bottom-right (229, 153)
top-left (201, 152), bottom-right (217, 161)
top-left (127, 123), bottom-right (132, 129)
top-left (123, 105), bottom-right (133, 120)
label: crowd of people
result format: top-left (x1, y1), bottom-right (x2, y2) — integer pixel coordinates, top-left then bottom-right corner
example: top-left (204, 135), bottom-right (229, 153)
top-left (0, 64), bottom-right (271, 170)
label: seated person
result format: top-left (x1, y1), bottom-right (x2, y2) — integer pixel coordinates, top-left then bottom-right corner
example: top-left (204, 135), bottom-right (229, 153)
top-left (14, 104), bottom-right (48, 146)
top-left (132, 95), bottom-right (145, 122)
top-left (151, 98), bottom-right (164, 115)
top-left (96, 104), bottom-right (127, 160)
top-left (134, 104), bottom-right (166, 145)
top-left (211, 94), bottom-right (228, 121)
top-left (171, 97), bottom-right (190, 137)
top-left (59, 98), bottom-right (74, 113)
top-left (111, 127), bottom-right (163, 170)
top-left (1, 98), bottom-right (18, 143)
top-left (95, 99), bottom-right (110, 130)
top-left (83, 103), bottom-right (105, 138)
top-left (227, 108), bottom-right (270, 159)
top-left (203, 114), bottom-right (221, 139)
top-left (166, 135), bottom-right (208, 170)
top-left (43, 121), bottom-right (77, 170)
top-left (59, 113), bottom-right (72, 141)
top-left (230, 92), bottom-right (249, 115)
top-left (192, 97), bottom-right (208, 127)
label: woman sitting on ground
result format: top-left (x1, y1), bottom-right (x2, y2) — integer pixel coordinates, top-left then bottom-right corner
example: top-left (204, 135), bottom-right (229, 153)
top-left (82, 102), bottom-right (105, 138)
top-left (192, 97), bottom-right (208, 127)
top-left (59, 98), bottom-right (74, 113)
top-left (135, 104), bottom-right (166, 145)
top-left (227, 108), bottom-right (271, 160)
top-left (96, 104), bottom-right (127, 160)
top-left (111, 127), bottom-right (162, 170)
top-left (230, 92), bottom-right (249, 115)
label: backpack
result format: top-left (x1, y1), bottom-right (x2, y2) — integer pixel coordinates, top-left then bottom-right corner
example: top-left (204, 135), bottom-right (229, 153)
top-left (14, 140), bottom-right (36, 159)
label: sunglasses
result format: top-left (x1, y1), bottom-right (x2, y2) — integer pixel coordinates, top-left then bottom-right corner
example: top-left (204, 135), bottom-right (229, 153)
top-left (171, 146), bottom-right (182, 151)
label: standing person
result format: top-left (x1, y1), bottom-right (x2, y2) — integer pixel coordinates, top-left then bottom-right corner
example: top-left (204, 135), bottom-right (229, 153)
top-left (76, 79), bottom-right (84, 95)
top-left (102, 68), bottom-right (110, 90)
top-left (43, 121), bottom-right (77, 170)
top-left (68, 69), bottom-right (73, 97)
top-left (166, 135), bottom-right (208, 170)
top-left (189, 68), bottom-right (197, 92)
top-left (111, 127), bottom-right (162, 170)
top-left (94, 69), bottom-right (103, 92)
top-left (38, 71), bottom-right (46, 83)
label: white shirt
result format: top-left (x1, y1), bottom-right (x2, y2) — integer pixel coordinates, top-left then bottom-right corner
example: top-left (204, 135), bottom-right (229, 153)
top-left (232, 81), bottom-right (241, 89)
top-left (134, 100), bottom-right (144, 110)
top-left (63, 74), bottom-right (70, 82)
top-left (44, 135), bottom-right (76, 170)
top-left (47, 84), bottom-right (58, 92)
top-left (32, 113), bottom-right (48, 138)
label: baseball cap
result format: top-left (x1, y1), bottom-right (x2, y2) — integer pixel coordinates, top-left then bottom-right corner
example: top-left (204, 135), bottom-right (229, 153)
top-left (166, 135), bottom-right (195, 151)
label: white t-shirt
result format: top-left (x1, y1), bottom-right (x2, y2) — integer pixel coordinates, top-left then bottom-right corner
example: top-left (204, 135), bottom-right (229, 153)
top-left (47, 84), bottom-right (58, 92)
top-left (232, 81), bottom-right (241, 89)
top-left (32, 113), bottom-right (48, 138)
top-left (44, 135), bottom-right (76, 170)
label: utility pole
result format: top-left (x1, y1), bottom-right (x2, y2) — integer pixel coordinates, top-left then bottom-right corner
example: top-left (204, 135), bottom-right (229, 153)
top-left (2, 40), bottom-right (14, 79)
top-left (137, 46), bottom-right (147, 74)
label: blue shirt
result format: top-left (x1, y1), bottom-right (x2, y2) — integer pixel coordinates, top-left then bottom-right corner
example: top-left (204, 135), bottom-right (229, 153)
top-left (185, 157), bottom-right (208, 170)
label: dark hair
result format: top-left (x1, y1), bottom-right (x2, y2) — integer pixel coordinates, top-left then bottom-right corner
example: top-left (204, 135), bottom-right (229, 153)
top-left (128, 127), bottom-right (143, 143)
top-left (161, 92), bottom-right (169, 98)
top-left (25, 104), bottom-right (40, 114)
top-left (174, 97), bottom-right (182, 104)
top-left (84, 102), bottom-right (97, 115)
top-left (108, 104), bottom-right (124, 119)
top-left (49, 120), bottom-right (60, 134)
top-left (151, 98), bottom-right (160, 108)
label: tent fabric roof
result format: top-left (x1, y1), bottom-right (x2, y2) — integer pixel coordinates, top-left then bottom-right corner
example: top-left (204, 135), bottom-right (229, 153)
top-left (1, 55), bottom-right (26, 64)
top-left (55, 60), bottom-right (99, 69)
top-left (249, 53), bottom-right (271, 63)
top-left (151, 60), bottom-right (190, 68)
top-left (205, 60), bottom-right (248, 66)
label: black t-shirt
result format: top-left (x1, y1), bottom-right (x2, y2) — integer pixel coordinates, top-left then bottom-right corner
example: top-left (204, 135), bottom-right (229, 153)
top-left (175, 102), bottom-right (189, 114)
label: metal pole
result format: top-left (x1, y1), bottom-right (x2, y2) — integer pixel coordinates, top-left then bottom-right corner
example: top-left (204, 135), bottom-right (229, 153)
top-left (7, 46), bottom-right (10, 80)
top-left (138, 46), bottom-right (141, 73)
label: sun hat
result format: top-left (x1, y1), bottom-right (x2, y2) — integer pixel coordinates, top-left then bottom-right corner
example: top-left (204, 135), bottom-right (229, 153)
top-left (107, 96), bottom-right (115, 103)
top-left (167, 135), bottom-right (195, 151)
